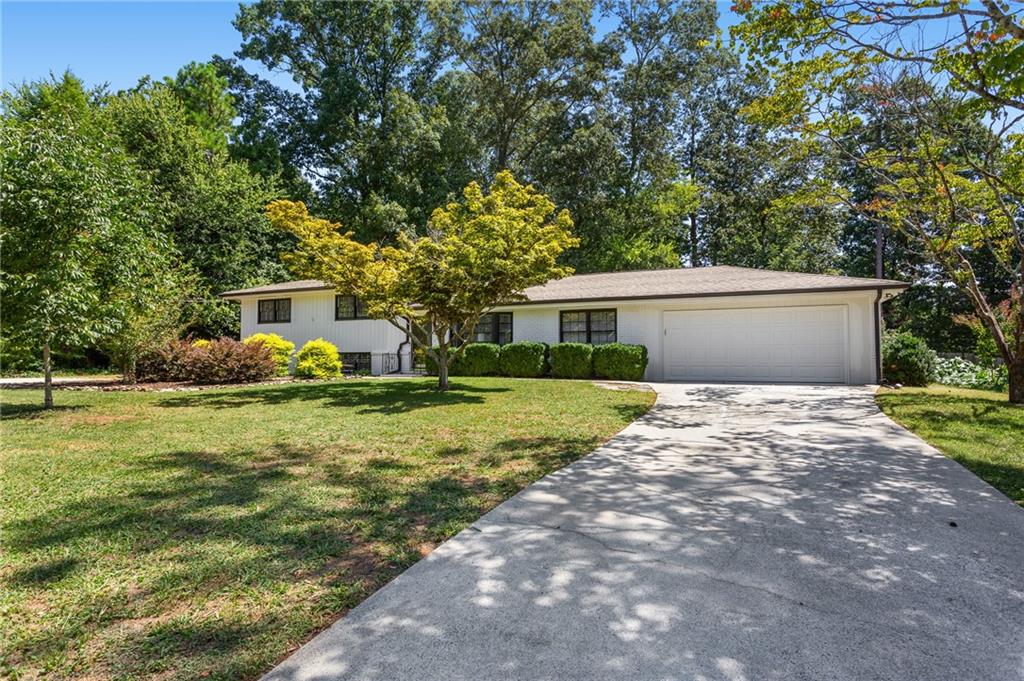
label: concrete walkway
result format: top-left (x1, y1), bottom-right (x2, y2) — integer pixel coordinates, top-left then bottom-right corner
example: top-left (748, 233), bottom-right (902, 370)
top-left (263, 383), bottom-right (1024, 681)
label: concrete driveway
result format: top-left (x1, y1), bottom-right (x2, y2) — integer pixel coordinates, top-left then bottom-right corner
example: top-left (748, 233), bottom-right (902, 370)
top-left (264, 383), bottom-right (1024, 681)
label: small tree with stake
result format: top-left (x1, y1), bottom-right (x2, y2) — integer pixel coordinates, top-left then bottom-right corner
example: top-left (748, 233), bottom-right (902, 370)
top-left (268, 171), bottom-right (578, 390)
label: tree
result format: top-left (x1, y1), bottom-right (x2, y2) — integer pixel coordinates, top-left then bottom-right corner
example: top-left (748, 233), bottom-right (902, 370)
top-left (0, 74), bottom-right (167, 407)
top-left (268, 171), bottom-right (578, 390)
top-left (106, 79), bottom-right (286, 337)
top-left (735, 1), bottom-right (1024, 401)
top-left (232, 0), bottom-right (455, 241)
top-left (163, 61), bottom-right (237, 153)
top-left (428, 0), bottom-right (612, 175)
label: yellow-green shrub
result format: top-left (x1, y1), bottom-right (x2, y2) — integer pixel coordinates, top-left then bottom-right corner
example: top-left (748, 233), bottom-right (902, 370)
top-left (243, 332), bottom-right (295, 375)
top-left (294, 338), bottom-right (342, 379)
top-left (191, 339), bottom-right (211, 349)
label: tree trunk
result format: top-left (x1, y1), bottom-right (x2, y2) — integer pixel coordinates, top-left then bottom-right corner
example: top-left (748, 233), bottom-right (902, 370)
top-left (1009, 356), bottom-right (1024, 405)
top-left (42, 342), bottom-right (53, 410)
top-left (436, 345), bottom-right (450, 392)
top-left (689, 212), bottom-right (699, 267)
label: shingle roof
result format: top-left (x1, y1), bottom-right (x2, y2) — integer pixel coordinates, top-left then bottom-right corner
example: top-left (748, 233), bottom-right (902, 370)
top-left (220, 266), bottom-right (908, 302)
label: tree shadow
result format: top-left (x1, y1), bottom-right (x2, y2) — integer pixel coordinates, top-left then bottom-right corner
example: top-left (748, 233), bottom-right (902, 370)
top-left (0, 403), bottom-right (83, 420)
top-left (155, 379), bottom-right (510, 414)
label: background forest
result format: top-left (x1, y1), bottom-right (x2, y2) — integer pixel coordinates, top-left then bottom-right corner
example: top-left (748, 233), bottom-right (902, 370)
top-left (2, 0), bottom-right (1021, 372)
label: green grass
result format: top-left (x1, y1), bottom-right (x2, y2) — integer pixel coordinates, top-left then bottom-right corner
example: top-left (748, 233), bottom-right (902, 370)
top-left (0, 377), bottom-right (653, 680)
top-left (876, 385), bottom-right (1024, 506)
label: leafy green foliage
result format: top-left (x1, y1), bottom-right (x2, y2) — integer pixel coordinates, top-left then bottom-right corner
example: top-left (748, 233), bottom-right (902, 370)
top-left (243, 332), bottom-right (296, 375)
top-left (271, 171), bottom-right (577, 389)
top-left (934, 357), bottom-right (1009, 394)
top-left (548, 343), bottom-right (593, 379)
top-left (592, 343), bottom-right (648, 381)
top-left (498, 341), bottom-right (547, 378)
top-left (294, 338), bottom-right (342, 379)
top-left (882, 332), bottom-right (937, 387)
top-left (0, 74), bottom-right (175, 405)
top-left (456, 343), bottom-right (501, 376)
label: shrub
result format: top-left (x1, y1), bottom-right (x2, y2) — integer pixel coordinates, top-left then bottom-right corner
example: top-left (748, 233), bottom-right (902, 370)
top-left (243, 332), bottom-right (295, 375)
top-left (137, 339), bottom-right (200, 382)
top-left (294, 338), bottom-right (342, 379)
top-left (549, 343), bottom-right (593, 379)
top-left (191, 339), bottom-right (211, 349)
top-left (499, 341), bottom-right (547, 378)
top-left (934, 356), bottom-right (1009, 392)
top-left (190, 338), bottom-right (277, 384)
top-left (882, 332), bottom-right (936, 386)
top-left (592, 343), bottom-right (648, 381)
top-left (457, 343), bottom-right (501, 376)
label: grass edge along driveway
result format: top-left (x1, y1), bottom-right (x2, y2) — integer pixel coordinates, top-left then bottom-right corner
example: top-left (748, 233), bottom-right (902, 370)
top-left (876, 385), bottom-right (1023, 507)
top-left (0, 377), bottom-right (654, 680)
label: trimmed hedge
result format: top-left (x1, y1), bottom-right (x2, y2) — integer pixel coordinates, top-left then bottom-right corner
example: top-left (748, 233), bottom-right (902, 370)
top-left (549, 343), bottom-right (593, 379)
top-left (243, 332), bottom-right (295, 375)
top-left (592, 343), bottom-right (648, 381)
top-left (458, 343), bottom-right (501, 376)
top-left (499, 341), bottom-right (547, 377)
top-left (882, 331), bottom-right (936, 386)
top-left (294, 338), bottom-right (342, 379)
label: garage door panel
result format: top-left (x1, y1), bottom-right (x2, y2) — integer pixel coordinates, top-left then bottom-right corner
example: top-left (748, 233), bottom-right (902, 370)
top-left (663, 306), bottom-right (848, 384)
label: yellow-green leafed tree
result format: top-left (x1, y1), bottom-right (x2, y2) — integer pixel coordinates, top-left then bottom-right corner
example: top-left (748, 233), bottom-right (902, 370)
top-left (268, 171), bottom-right (578, 390)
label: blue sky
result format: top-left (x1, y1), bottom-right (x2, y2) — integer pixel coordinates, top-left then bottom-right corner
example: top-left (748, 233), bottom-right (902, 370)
top-left (2, 1), bottom-right (743, 92)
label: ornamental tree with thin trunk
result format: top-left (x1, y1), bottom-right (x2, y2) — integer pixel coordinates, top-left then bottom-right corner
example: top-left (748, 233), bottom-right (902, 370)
top-left (1, 74), bottom-right (172, 408)
top-left (268, 170), bottom-right (579, 391)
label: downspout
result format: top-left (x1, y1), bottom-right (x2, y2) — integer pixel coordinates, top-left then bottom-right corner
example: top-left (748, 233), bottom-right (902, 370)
top-left (874, 288), bottom-right (883, 384)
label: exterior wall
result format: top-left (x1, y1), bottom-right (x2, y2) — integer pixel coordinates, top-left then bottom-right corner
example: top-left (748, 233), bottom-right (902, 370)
top-left (237, 290), bottom-right (411, 374)
top-left (493, 290), bottom-right (881, 384)
top-left (233, 288), bottom-right (882, 383)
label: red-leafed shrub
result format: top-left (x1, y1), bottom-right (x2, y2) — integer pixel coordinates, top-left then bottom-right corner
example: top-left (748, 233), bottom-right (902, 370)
top-left (137, 339), bottom-right (200, 382)
top-left (138, 337), bottom-right (276, 384)
top-left (189, 338), bottom-right (277, 384)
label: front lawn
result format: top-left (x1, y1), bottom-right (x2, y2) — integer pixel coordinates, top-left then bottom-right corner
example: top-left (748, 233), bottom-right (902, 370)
top-left (0, 377), bottom-right (653, 680)
top-left (876, 385), bottom-right (1023, 506)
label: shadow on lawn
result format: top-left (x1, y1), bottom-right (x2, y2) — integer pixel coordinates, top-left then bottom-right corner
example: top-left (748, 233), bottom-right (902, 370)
top-left (0, 403), bottom-right (83, 420)
top-left (155, 378), bottom-right (509, 414)
top-left (4, 427), bottom-right (600, 677)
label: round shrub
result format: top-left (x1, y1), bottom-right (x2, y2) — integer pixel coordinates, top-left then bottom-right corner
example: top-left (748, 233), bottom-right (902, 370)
top-left (243, 332), bottom-right (295, 376)
top-left (882, 331), bottom-right (936, 386)
top-left (549, 343), bottom-right (593, 379)
top-left (190, 338), bottom-right (277, 384)
top-left (499, 341), bottom-right (547, 378)
top-left (457, 343), bottom-right (501, 376)
top-left (191, 339), bottom-right (211, 349)
top-left (592, 343), bottom-right (648, 381)
top-left (294, 338), bottom-right (342, 379)
top-left (137, 339), bottom-right (200, 382)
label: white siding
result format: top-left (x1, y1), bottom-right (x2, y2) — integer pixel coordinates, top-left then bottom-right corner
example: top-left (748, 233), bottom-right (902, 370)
top-left (493, 290), bottom-right (879, 384)
top-left (232, 288), bottom-right (881, 383)
top-left (237, 291), bottom-right (411, 374)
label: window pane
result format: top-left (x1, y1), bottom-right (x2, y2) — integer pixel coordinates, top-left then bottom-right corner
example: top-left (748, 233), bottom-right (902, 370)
top-left (590, 310), bottom-right (615, 343)
top-left (275, 299), bottom-right (291, 322)
top-left (336, 295), bottom-right (355, 319)
top-left (497, 313), bottom-right (512, 345)
top-left (474, 313), bottom-right (494, 343)
top-left (560, 311), bottom-right (587, 340)
top-left (355, 297), bottom-right (368, 318)
top-left (258, 300), bottom-right (274, 323)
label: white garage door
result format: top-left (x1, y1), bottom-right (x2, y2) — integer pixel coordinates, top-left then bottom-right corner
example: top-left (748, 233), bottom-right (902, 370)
top-left (663, 305), bottom-right (849, 383)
